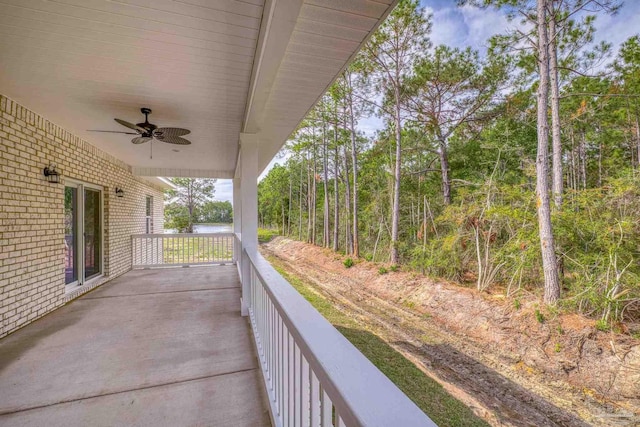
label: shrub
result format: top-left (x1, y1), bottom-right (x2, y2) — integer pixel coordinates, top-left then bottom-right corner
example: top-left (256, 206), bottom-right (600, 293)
top-left (257, 228), bottom-right (279, 243)
top-left (343, 258), bottom-right (354, 268)
top-left (378, 267), bottom-right (388, 275)
top-left (407, 176), bottom-right (640, 323)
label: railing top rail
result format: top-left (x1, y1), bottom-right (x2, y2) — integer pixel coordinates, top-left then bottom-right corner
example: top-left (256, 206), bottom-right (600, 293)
top-left (245, 248), bottom-right (436, 427)
top-left (131, 233), bottom-right (235, 238)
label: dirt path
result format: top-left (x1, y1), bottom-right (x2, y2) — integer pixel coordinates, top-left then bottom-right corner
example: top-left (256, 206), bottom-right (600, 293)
top-left (262, 238), bottom-right (640, 427)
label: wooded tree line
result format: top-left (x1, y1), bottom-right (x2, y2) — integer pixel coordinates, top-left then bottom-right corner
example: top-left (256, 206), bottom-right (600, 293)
top-left (258, 0), bottom-right (640, 326)
top-left (165, 178), bottom-right (232, 232)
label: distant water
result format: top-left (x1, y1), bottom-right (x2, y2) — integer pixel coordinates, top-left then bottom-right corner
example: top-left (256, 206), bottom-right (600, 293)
top-left (164, 223), bottom-right (233, 234)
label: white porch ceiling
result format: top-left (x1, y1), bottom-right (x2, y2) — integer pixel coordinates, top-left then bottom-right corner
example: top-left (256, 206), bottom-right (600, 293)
top-left (0, 0), bottom-right (397, 178)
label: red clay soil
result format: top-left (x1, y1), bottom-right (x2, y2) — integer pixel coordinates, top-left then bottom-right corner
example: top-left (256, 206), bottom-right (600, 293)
top-left (262, 237), bottom-right (640, 427)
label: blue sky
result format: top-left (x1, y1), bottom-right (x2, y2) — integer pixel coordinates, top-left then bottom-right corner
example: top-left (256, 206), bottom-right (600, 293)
top-left (215, 0), bottom-right (640, 202)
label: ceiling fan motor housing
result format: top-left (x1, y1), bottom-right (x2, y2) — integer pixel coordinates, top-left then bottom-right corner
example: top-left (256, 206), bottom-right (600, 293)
top-left (137, 107), bottom-right (156, 135)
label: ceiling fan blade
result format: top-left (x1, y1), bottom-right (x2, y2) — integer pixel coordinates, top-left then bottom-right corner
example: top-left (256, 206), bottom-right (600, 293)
top-left (157, 135), bottom-right (191, 145)
top-left (153, 127), bottom-right (191, 138)
top-left (87, 129), bottom-right (139, 135)
top-left (131, 136), bottom-right (152, 144)
top-left (115, 118), bottom-right (145, 133)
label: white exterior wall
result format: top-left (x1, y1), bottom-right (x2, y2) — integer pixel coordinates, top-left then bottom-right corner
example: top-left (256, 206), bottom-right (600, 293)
top-left (0, 95), bottom-right (164, 338)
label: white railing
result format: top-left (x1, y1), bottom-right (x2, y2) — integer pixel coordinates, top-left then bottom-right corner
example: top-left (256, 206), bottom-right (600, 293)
top-left (131, 233), bottom-right (235, 268)
top-left (244, 249), bottom-right (437, 427)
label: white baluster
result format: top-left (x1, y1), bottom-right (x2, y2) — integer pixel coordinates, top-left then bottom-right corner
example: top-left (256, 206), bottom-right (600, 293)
top-left (310, 371), bottom-right (320, 427)
top-left (320, 389), bottom-right (332, 427)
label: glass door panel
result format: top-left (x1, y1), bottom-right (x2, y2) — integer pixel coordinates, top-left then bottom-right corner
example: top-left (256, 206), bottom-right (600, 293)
top-left (64, 186), bottom-right (78, 285)
top-left (84, 188), bottom-right (101, 280)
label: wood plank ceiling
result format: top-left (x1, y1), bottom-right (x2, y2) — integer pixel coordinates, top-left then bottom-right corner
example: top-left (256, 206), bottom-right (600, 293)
top-left (0, 0), bottom-right (396, 178)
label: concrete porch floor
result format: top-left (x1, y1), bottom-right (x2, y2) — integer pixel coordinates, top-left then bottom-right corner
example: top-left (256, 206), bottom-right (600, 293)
top-left (0, 266), bottom-right (271, 426)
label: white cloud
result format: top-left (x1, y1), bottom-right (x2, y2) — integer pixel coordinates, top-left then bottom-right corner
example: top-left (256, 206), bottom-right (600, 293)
top-left (427, 6), bottom-right (469, 48)
top-left (459, 5), bottom-right (513, 50)
top-left (424, 4), bottom-right (514, 53)
top-left (359, 115), bottom-right (384, 137)
top-left (215, 179), bottom-right (233, 202)
top-left (592, 3), bottom-right (640, 51)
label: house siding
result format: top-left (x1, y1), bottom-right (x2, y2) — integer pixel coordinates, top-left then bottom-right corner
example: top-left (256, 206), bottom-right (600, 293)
top-left (0, 95), bottom-right (165, 338)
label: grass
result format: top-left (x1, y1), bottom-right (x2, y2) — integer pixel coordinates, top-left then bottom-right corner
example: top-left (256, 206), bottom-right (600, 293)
top-left (159, 236), bottom-right (233, 263)
top-left (267, 255), bottom-right (490, 427)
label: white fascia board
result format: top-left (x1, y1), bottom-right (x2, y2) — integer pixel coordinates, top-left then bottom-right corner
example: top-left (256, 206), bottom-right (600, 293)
top-left (132, 167), bottom-right (234, 179)
top-left (241, 0), bottom-right (304, 135)
top-left (156, 177), bottom-right (177, 190)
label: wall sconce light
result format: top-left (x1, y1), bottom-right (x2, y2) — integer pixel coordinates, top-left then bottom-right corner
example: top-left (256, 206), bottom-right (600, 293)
top-left (115, 187), bottom-right (125, 198)
top-left (43, 164), bottom-right (61, 184)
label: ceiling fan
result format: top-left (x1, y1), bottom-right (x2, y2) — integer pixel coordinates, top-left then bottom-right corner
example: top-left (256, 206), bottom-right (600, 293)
top-left (88, 108), bottom-right (191, 145)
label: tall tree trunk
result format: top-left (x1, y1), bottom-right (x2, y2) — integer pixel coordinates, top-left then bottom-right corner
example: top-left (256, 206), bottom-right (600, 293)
top-left (571, 129), bottom-right (577, 191)
top-left (298, 159), bottom-right (303, 240)
top-left (333, 124), bottom-right (340, 252)
top-left (288, 174), bottom-right (292, 236)
top-left (438, 136), bottom-right (451, 205)
top-left (536, 0), bottom-right (561, 305)
top-left (598, 140), bottom-right (603, 188)
top-left (569, 130), bottom-right (576, 192)
top-left (322, 120), bottom-right (330, 247)
top-left (281, 204), bottom-right (285, 235)
top-left (390, 84), bottom-right (402, 264)
top-left (187, 184), bottom-right (194, 233)
top-left (347, 78), bottom-right (360, 257)
top-left (342, 143), bottom-right (353, 255)
top-left (312, 136), bottom-right (317, 245)
top-left (579, 130), bottom-right (587, 189)
top-left (307, 151), bottom-right (312, 243)
top-left (549, 14), bottom-right (563, 210)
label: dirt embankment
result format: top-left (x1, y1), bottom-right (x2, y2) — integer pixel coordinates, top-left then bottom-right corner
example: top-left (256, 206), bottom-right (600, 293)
top-left (263, 237), bottom-right (640, 427)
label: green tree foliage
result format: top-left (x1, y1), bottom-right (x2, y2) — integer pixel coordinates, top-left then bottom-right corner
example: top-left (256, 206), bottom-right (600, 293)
top-left (164, 202), bottom-right (190, 233)
top-left (200, 201), bottom-right (232, 223)
top-left (257, 2), bottom-right (640, 325)
top-left (165, 178), bottom-right (216, 232)
top-left (258, 164), bottom-right (291, 234)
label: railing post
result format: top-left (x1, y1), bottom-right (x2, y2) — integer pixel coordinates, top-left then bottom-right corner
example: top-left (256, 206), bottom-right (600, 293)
top-left (241, 249), bottom-right (252, 316)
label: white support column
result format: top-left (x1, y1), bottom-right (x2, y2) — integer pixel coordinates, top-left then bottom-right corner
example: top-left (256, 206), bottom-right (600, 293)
top-left (232, 177), bottom-right (242, 266)
top-left (239, 133), bottom-right (258, 316)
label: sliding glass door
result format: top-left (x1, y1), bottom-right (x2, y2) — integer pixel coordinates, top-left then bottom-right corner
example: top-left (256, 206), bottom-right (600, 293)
top-left (84, 188), bottom-right (101, 280)
top-left (64, 181), bottom-right (103, 288)
top-left (64, 186), bottom-right (79, 285)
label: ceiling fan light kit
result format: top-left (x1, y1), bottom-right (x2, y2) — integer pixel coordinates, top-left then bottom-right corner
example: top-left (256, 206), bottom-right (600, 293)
top-left (89, 108), bottom-right (192, 146)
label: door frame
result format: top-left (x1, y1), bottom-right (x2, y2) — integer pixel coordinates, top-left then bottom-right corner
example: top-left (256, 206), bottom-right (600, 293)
top-left (64, 179), bottom-right (104, 289)
top-left (64, 182), bottom-right (81, 287)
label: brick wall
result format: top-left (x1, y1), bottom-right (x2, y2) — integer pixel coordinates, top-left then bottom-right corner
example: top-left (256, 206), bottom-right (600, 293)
top-left (0, 95), bottom-right (165, 338)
